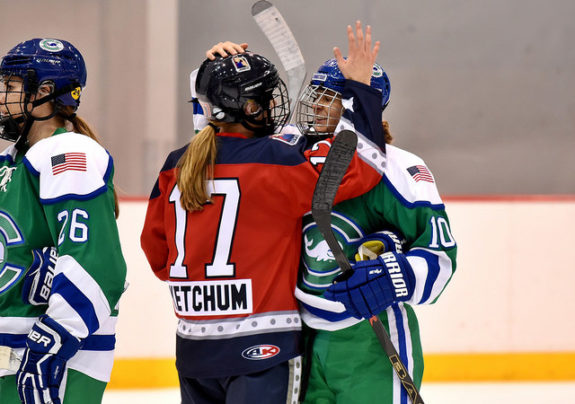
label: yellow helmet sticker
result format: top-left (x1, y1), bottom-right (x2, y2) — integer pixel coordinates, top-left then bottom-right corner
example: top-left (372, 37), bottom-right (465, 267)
top-left (71, 87), bottom-right (82, 100)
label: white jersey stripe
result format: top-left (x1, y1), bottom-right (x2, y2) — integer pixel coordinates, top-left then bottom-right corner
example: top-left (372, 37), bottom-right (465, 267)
top-left (176, 311), bottom-right (301, 340)
top-left (47, 255), bottom-right (111, 339)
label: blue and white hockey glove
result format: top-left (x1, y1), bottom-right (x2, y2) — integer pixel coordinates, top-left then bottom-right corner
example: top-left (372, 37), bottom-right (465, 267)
top-left (21, 247), bottom-right (58, 306)
top-left (17, 315), bottom-right (82, 404)
top-left (324, 251), bottom-right (415, 319)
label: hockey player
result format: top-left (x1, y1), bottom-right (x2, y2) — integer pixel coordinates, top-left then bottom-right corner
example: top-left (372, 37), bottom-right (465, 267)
top-left (0, 38), bottom-right (127, 403)
top-left (140, 38), bottom-right (386, 403)
top-left (295, 56), bottom-right (458, 402)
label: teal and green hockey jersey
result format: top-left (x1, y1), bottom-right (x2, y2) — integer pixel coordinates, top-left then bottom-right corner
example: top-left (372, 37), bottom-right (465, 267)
top-left (297, 143), bottom-right (457, 331)
top-left (0, 129), bottom-right (126, 382)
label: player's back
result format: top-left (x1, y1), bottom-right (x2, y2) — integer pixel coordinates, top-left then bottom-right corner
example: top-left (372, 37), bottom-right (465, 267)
top-left (145, 132), bottom-right (318, 320)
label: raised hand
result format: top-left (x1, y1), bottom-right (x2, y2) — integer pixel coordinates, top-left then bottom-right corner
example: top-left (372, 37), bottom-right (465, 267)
top-left (333, 21), bottom-right (381, 85)
top-left (206, 41), bottom-right (249, 60)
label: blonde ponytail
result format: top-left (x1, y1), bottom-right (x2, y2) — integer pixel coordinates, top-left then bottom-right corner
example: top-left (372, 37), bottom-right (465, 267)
top-left (63, 108), bottom-right (120, 218)
top-left (176, 124), bottom-right (218, 211)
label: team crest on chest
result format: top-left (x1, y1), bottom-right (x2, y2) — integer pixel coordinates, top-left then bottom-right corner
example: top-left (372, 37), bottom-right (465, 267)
top-left (304, 234), bottom-right (336, 262)
top-left (0, 166), bottom-right (17, 192)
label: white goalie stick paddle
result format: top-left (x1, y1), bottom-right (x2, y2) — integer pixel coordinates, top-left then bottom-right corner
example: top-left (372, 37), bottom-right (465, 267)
top-left (251, 0), bottom-right (306, 122)
top-left (311, 130), bottom-right (425, 404)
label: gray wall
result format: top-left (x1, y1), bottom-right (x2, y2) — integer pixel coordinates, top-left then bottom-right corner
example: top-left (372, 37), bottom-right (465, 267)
top-left (2, 0), bottom-right (574, 195)
top-left (179, 0), bottom-right (575, 195)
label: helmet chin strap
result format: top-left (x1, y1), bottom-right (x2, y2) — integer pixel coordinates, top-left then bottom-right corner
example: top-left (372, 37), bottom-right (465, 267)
top-left (14, 117), bottom-right (34, 150)
top-left (240, 119), bottom-right (269, 137)
top-left (30, 83), bottom-right (77, 109)
top-left (0, 86), bottom-right (36, 146)
top-left (0, 115), bottom-right (24, 143)
top-left (240, 104), bottom-right (273, 137)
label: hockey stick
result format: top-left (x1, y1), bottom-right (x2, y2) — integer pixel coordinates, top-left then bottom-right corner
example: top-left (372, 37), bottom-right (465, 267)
top-left (251, 0), bottom-right (306, 122)
top-left (311, 131), bottom-right (425, 404)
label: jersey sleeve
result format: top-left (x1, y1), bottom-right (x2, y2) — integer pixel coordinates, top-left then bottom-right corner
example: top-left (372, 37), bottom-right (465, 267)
top-left (23, 133), bottom-right (127, 339)
top-left (296, 134), bottom-right (384, 209)
top-left (336, 79), bottom-right (386, 148)
top-left (335, 79), bottom-right (387, 183)
top-left (364, 146), bottom-right (457, 305)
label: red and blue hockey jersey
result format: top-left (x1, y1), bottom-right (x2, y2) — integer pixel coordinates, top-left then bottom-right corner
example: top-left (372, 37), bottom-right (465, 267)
top-left (140, 80), bottom-right (385, 377)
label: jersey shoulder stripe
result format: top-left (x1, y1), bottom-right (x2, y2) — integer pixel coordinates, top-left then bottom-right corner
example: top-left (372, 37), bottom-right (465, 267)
top-left (150, 133), bottom-right (311, 200)
top-left (160, 144), bottom-right (188, 173)
top-left (215, 134), bottom-right (308, 166)
top-left (385, 144), bottom-right (444, 207)
top-left (22, 132), bottom-right (113, 203)
top-left (148, 144), bottom-right (188, 200)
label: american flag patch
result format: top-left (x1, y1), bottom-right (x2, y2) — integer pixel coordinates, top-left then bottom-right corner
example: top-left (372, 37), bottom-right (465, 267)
top-left (51, 152), bottom-right (87, 175)
top-left (407, 165), bottom-right (434, 183)
top-left (270, 133), bottom-right (300, 146)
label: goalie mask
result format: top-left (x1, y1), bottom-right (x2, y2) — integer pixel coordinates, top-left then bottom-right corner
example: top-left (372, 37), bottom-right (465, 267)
top-left (295, 58), bottom-right (390, 136)
top-left (195, 52), bottom-right (289, 136)
top-left (0, 38), bottom-right (87, 144)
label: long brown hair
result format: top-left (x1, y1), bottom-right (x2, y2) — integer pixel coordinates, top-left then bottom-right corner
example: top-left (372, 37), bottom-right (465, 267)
top-left (382, 120), bottom-right (393, 144)
top-left (61, 107), bottom-right (120, 218)
top-left (176, 124), bottom-right (218, 212)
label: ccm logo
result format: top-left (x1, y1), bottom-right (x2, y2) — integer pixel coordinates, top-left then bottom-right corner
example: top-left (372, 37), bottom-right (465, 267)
top-left (241, 344), bottom-right (280, 360)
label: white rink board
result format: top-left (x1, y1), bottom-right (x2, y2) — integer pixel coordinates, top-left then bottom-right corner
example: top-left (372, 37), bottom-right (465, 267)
top-left (102, 383), bottom-right (575, 404)
top-left (114, 199), bottom-right (575, 358)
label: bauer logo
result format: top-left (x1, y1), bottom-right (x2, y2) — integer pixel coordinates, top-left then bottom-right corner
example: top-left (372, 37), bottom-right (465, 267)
top-left (39, 39), bottom-right (65, 53)
top-left (242, 344), bottom-right (280, 360)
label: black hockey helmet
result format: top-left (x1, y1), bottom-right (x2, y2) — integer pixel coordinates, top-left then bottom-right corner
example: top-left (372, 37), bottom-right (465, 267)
top-left (195, 52), bottom-right (289, 135)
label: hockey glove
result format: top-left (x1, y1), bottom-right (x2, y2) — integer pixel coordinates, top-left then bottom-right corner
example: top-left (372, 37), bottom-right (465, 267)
top-left (354, 230), bottom-right (406, 261)
top-left (22, 247), bottom-right (58, 306)
top-left (324, 252), bottom-right (415, 319)
top-left (17, 315), bottom-right (82, 404)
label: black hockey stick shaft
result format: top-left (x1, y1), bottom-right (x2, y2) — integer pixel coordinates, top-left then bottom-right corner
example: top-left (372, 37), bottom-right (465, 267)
top-left (311, 130), bottom-right (424, 404)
